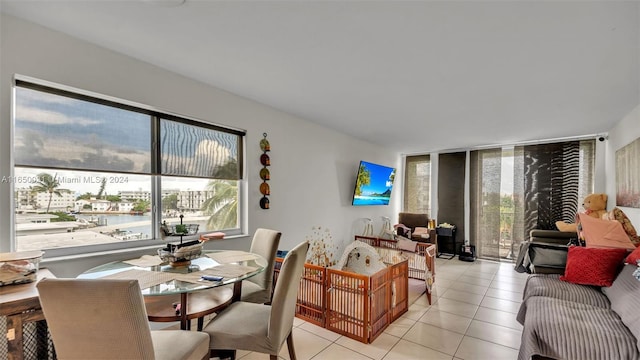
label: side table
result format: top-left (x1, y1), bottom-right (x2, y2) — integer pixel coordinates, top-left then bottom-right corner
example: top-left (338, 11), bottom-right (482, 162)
top-left (0, 268), bottom-right (56, 360)
top-left (436, 226), bottom-right (457, 260)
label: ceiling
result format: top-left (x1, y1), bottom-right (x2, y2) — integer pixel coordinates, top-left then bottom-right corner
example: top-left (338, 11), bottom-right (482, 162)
top-left (2, 1), bottom-right (639, 154)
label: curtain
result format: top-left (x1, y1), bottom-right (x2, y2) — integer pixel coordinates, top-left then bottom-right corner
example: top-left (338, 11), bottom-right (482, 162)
top-left (470, 149), bottom-right (503, 260)
top-left (404, 155), bottom-right (431, 215)
top-left (470, 140), bottom-right (594, 261)
top-left (437, 152), bottom-right (466, 254)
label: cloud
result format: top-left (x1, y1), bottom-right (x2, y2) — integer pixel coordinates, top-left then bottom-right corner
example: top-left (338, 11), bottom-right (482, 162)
top-left (17, 106), bottom-right (102, 126)
top-left (14, 134), bottom-right (150, 173)
top-left (18, 87), bottom-right (77, 106)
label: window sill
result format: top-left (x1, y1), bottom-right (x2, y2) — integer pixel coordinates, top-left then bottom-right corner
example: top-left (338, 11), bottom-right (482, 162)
top-left (40, 233), bottom-right (248, 264)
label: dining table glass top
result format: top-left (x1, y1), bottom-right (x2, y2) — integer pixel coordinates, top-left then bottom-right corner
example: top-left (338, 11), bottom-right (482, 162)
top-left (78, 250), bottom-right (267, 296)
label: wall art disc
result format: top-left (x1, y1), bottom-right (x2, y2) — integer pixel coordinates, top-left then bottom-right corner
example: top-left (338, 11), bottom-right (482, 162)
top-left (260, 153), bottom-right (270, 166)
top-left (260, 138), bottom-right (271, 152)
top-left (260, 182), bottom-right (271, 195)
top-left (260, 168), bottom-right (270, 180)
top-left (260, 196), bottom-right (270, 209)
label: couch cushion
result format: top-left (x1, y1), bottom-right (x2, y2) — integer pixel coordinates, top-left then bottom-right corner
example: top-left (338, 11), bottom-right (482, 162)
top-left (603, 264), bottom-right (640, 350)
top-left (626, 246), bottom-right (640, 265)
top-left (578, 213), bottom-right (637, 250)
top-left (516, 274), bottom-right (610, 324)
top-left (518, 296), bottom-right (640, 360)
top-left (560, 246), bottom-right (628, 287)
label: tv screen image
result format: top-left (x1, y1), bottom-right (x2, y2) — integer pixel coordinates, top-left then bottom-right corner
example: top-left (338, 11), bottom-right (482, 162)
top-left (352, 161), bottom-right (396, 206)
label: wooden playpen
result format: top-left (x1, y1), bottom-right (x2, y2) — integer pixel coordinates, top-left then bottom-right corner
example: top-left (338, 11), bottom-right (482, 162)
top-left (273, 248), bottom-right (410, 343)
top-left (355, 236), bottom-right (436, 304)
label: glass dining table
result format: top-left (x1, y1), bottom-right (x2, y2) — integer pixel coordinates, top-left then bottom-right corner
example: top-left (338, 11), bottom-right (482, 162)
top-left (78, 249), bottom-right (267, 330)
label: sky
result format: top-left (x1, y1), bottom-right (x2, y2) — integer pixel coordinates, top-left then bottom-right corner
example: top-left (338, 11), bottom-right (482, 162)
top-left (359, 161), bottom-right (396, 195)
top-left (10, 86), bottom-right (237, 196)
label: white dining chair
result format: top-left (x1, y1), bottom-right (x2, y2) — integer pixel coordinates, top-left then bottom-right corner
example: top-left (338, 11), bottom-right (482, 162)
top-left (202, 240), bottom-right (309, 360)
top-left (37, 278), bottom-right (210, 360)
top-left (240, 228), bottom-right (281, 304)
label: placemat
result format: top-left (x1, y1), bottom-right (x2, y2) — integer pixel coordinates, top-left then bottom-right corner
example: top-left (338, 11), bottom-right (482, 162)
top-left (207, 250), bottom-right (259, 264)
top-left (122, 255), bottom-right (163, 267)
top-left (176, 264), bottom-right (259, 285)
top-left (100, 269), bottom-right (176, 290)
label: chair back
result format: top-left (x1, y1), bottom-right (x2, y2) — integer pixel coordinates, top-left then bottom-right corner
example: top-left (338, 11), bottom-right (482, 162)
top-left (37, 278), bottom-right (155, 359)
top-left (268, 241), bottom-right (309, 344)
top-left (398, 212), bottom-right (430, 231)
top-left (248, 228), bottom-right (281, 291)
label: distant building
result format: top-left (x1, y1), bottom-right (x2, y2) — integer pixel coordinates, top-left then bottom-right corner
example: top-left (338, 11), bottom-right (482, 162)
top-left (177, 190), bottom-right (214, 211)
top-left (74, 198), bottom-right (135, 213)
top-left (15, 188), bottom-right (75, 211)
top-left (91, 199), bottom-right (112, 212)
top-left (118, 190), bottom-right (151, 202)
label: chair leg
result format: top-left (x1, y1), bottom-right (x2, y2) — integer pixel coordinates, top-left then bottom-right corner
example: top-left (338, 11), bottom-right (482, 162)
top-left (286, 332), bottom-right (297, 360)
top-left (197, 316), bottom-right (204, 331)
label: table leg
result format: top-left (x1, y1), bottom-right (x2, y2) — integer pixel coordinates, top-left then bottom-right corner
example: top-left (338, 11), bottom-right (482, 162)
top-left (232, 281), bottom-right (242, 302)
top-left (180, 292), bottom-right (188, 330)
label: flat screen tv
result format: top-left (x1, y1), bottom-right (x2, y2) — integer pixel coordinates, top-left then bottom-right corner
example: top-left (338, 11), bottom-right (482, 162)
top-left (352, 161), bottom-right (396, 206)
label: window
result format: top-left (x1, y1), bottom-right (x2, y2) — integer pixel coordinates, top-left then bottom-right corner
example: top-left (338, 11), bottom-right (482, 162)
top-left (12, 78), bottom-right (244, 255)
top-left (470, 140), bottom-right (595, 260)
top-left (403, 155), bottom-right (431, 215)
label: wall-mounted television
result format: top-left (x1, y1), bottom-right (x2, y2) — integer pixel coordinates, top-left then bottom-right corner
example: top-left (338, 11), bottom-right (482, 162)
top-left (352, 161), bottom-right (396, 206)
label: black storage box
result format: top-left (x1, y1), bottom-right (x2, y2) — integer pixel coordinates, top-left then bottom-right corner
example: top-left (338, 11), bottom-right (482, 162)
top-left (459, 244), bottom-right (476, 262)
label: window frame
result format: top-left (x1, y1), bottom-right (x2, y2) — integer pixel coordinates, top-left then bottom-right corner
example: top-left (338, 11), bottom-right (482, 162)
top-left (11, 75), bottom-right (246, 257)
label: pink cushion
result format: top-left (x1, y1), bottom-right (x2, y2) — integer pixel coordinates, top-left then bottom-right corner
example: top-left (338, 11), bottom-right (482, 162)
top-left (397, 238), bottom-right (418, 252)
top-left (577, 213), bottom-right (636, 250)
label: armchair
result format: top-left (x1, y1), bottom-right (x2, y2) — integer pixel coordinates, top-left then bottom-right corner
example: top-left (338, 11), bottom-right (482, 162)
top-left (515, 229), bottom-right (578, 274)
top-left (397, 212), bottom-right (436, 244)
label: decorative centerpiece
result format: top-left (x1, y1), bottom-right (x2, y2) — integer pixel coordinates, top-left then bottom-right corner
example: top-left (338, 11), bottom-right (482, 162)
top-left (0, 251), bottom-right (44, 286)
top-left (158, 215), bottom-right (202, 267)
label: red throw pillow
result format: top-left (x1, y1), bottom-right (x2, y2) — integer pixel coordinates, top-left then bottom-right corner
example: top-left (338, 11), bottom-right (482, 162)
top-left (625, 245), bottom-right (640, 266)
top-left (560, 246), bottom-right (628, 287)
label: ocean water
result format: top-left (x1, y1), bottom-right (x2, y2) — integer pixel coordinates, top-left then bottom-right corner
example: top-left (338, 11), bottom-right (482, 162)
top-left (352, 196), bottom-right (391, 206)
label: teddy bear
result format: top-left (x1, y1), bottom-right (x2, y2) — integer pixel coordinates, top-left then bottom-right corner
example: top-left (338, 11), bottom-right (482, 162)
top-left (555, 193), bottom-right (608, 232)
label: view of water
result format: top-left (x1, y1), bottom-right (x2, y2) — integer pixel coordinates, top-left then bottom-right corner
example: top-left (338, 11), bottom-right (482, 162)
top-left (353, 196), bottom-right (391, 206)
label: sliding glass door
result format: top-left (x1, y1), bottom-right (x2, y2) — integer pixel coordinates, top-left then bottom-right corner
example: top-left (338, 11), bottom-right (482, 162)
top-left (470, 140), bottom-right (594, 261)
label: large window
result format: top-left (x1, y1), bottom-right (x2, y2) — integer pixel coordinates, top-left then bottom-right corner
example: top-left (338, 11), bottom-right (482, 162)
top-left (403, 155), bottom-right (431, 216)
top-left (12, 78), bottom-right (244, 255)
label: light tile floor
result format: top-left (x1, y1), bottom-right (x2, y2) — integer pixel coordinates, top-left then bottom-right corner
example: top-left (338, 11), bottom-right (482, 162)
top-left (217, 258), bottom-right (529, 360)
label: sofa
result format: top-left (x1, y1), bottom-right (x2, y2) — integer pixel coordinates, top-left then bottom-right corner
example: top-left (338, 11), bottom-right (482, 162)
top-left (517, 263), bottom-right (640, 360)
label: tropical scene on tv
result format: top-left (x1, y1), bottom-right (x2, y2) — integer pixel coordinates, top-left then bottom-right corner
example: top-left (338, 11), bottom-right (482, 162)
top-left (352, 161), bottom-right (396, 205)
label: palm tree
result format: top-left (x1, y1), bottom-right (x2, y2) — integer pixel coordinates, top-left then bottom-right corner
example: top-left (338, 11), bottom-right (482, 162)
top-left (201, 180), bottom-right (238, 230)
top-left (32, 173), bottom-right (61, 214)
top-left (96, 177), bottom-right (107, 199)
top-left (355, 163), bottom-right (371, 196)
